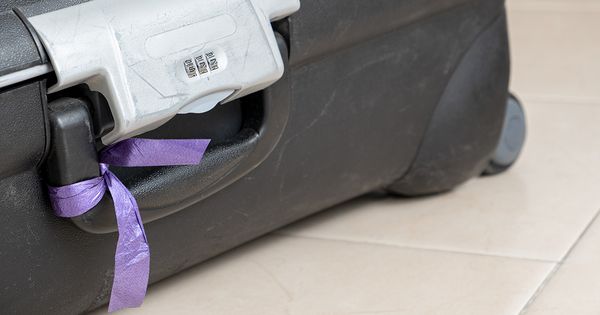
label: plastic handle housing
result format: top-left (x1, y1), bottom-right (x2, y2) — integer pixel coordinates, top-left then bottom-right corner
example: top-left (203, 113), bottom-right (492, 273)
top-left (28, 0), bottom-right (300, 144)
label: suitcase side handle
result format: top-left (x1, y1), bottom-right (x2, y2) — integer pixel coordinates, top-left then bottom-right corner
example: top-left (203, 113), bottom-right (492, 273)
top-left (46, 34), bottom-right (291, 234)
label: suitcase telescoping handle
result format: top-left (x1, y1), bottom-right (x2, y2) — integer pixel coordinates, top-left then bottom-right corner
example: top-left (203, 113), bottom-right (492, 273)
top-left (45, 34), bottom-right (291, 234)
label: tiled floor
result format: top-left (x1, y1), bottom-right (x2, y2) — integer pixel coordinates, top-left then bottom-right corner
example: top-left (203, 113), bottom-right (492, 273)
top-left (100, 1), bottom-right (600, 314)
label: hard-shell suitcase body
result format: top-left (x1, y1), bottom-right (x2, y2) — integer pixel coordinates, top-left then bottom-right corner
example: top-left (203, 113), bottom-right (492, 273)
top-left (0, 0), bottom-right (523, 313)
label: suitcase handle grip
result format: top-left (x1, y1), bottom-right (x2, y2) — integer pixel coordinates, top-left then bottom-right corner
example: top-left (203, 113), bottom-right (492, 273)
top-left (48, 34), bottom-right (291, 234)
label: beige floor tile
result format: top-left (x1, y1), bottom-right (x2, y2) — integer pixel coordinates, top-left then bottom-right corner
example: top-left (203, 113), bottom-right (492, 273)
top-left (507, 0), bottom-right (600, 12)
top-left (280, 101), bottom-right (600, 262)
top-left (507, 4), bottom-right (600, 104)
top-left (96, 236), bottom-right (553, 315)
top-left (524, 213), bottom-right (600, 315)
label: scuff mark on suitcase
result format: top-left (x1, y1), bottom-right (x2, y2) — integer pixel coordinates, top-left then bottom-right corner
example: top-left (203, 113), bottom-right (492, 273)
top-left (275, 91), bottom-right (337, 196)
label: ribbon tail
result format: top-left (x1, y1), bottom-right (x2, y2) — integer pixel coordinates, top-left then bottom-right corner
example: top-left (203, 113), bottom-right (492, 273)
top-left (104, 171), bottom-right (150, 313)
top-left (101, 139), bottom-right (211, 167)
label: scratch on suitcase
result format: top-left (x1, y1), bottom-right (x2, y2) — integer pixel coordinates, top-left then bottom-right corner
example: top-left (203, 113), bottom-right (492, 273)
top-left (88, 269), bottom-right (114, 311)
top-left (274, 91), bottom-right (337, 171)
top-left (306, 91), bottom-right (337, 132)
top-left (25, 223), bottom-right (40, 243)
top-left (274, 91), bottom-right (338, 197)
top-left (235, 210), bottom-right (250, 218)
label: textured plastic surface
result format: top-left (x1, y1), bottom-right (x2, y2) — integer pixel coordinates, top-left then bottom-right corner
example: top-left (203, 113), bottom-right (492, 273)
top-left (0, 10), bottom-right (43, 77)
top-left (0, 81), bottom-right (48, 179)
top-left (0, 0), bottom-right (511, 313)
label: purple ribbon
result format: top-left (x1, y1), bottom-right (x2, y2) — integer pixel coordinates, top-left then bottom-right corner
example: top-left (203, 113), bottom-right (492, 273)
top-left (48, 138), bottom-right (210, 312)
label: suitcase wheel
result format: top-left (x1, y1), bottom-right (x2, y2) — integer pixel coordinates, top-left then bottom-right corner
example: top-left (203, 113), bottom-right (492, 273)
top-left (484, 94), bottom-right (527, 176)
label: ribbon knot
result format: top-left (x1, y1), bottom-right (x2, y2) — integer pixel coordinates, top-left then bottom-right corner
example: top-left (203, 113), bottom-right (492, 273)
top-left (48, 138), bottom-right (210, 312)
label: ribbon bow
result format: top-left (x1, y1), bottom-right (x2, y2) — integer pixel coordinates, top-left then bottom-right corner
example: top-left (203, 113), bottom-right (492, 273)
top-left (48, 138), bottom-right (211, 312)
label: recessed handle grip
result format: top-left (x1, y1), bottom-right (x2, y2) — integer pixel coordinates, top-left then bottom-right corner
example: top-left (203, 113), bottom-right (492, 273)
top-left (46, 34), bottom-right (291, 234)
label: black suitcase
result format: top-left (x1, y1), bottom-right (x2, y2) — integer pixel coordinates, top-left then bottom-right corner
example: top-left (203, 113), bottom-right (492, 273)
top-left (0, 0), bottom-right (525, 313)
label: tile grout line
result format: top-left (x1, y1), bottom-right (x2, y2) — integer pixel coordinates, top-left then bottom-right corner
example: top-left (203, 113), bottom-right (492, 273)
top-left (518, 207), bottom-right (600, 315)
top-left (273, 231), bottom-right (557, 264)
top-left (517, 264), bottom-right (561, 315)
